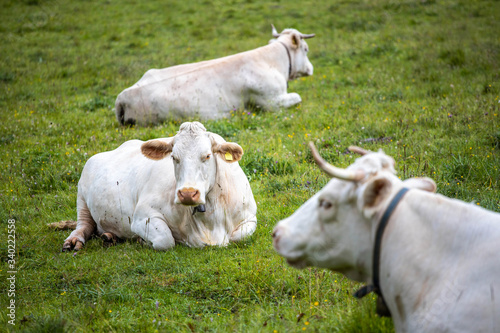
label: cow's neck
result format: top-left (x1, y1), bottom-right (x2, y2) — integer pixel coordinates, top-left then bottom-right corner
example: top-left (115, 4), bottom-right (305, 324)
top-left (353, 187), bottom-right (410, 314)
top-left (186, 197), bottom-right (228, 246)
top-left (258, 42), bottom-right (293, 81)
top-left (277, 41), bottom-right (292, 80)
top-left (377, 189), bottom-right (500, 327)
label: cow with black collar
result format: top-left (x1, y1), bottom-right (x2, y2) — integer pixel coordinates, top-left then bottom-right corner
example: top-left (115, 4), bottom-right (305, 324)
top-left (273, 144), bottom-right (500, 332)
top-left (62, 122), bottom-right (257, 251)
top-left (115, 25), bottom-right (315, 125)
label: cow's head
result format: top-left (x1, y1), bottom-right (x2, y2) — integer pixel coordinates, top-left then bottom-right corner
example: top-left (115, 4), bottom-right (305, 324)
top-left (272, 144), bottom-right (436, 282)
top-left (141, 122), bottom-right (243, 206)
top-left (269, 25), bottom-right (315, 79)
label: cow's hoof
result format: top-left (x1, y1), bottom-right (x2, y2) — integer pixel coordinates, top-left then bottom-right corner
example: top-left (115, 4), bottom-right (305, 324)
top-left (62, 238), bottom-right (84, 252)
top-left (101, 232), bottom-right (118, 246)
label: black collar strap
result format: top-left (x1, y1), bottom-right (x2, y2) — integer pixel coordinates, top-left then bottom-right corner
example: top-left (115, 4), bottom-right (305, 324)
top-left (354, 187), bottom-right (410, 299)
top-left (192, 204), bottom-right (206, 215)
top-left (277, 41), bottom-right (292, 80)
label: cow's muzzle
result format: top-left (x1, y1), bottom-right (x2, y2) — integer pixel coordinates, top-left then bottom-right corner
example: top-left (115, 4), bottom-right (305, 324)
top-left (177, 187), bottom-right (201, 205)
top-left (272, 226), bottom-right (308, 268)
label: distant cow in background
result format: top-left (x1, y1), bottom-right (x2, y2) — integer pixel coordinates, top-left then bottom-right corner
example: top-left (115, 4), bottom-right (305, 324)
top-left (60, 122), bottom-right (257, 251)
top-left (115, 25), bottom-right (315, 125)
top-left (273, 144), bottom-right (500, 333)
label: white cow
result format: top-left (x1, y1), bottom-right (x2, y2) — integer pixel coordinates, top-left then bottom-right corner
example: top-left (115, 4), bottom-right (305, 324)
top-left (115, 25), bottom-right (315, 125)
top-left (273, 144), bottom-right (500, 333)
top-left (62, 122), bottom-right (257, 251)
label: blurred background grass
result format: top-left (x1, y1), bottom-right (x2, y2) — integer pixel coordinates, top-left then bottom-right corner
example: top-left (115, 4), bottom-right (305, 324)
top-left (0, 0), bottom-right (499, 331)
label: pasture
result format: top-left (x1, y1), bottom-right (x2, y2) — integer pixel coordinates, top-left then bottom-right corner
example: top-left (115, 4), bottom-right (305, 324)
top-left (1, 0), bottom-right (499, 331)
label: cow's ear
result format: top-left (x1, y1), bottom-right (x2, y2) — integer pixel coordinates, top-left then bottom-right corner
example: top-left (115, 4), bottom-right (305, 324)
top-left (290, 33), bottom-right (300, 49)
top-left (141, 139), bottom-right (173, 160)
top-left (214, 142), bottom-right (243, 163)
top-left (403, 177), bottom-right (436, 192)
top-left (361, 177), bottom-right (392, 210)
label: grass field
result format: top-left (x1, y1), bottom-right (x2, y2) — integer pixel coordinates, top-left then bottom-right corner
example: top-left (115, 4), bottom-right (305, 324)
top-left (1, 0), bottom-right (499, 331)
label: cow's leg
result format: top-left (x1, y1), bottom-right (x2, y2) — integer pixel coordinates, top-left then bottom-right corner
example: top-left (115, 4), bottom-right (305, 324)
top-left (255, 93), bottom-right (302, 111)
top-left (101, 232), bottom-right (118, 245)
top-left (230, 218), bottom-right (257, 242)
top-left (62, 197), bottom-right (96, 252)
top-left (131, 216), bottom-right (175, 251)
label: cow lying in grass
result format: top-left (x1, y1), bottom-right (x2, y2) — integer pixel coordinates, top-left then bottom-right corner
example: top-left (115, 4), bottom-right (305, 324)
top-left (273, 144), bottom-right (500, 333)
top-left (115, 25), bottom-right (315, 125)
top-left (56, 122), bottom-right (257, 251)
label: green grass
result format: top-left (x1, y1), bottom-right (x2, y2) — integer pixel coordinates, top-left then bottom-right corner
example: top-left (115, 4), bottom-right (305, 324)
top-left (1, 0), bottom-right (499, 331)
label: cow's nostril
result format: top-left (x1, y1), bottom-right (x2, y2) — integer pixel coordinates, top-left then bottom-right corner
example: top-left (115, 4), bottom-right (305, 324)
top-left (272, 228), bottom-right (280, 239)
top-left (177, 188), bottom-right (201, 205)
top-left (192, 190), bottom-right (200, 200)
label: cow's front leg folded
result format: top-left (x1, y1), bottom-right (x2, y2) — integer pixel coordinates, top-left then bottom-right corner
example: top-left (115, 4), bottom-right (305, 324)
top-left (131, 216), bottom-right (175, 251)
top-left (275, 92), bottom-right (302, 109)
top-left (256, 93), bottom-right (302, 111)
top-left (230, 217), bottom-right (257, 242)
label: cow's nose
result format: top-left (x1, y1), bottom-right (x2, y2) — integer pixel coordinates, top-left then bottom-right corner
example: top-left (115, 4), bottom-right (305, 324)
top-left (177, 188), bottom-right (200, 205)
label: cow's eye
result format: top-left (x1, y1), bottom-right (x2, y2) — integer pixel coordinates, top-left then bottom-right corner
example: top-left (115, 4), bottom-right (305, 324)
top-left (172, 156), bottom-right (179, 163)
top-left (319, 199), bottom-right (332, 209)
top-left (204, 154), bottom-right (211, 161)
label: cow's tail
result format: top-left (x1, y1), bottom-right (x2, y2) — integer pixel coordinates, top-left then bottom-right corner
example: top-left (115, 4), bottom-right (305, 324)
top-left (116, 100), bottom-right (126, 125)
top-left (47, 220), bottom-right (77, 230)
top-left (115, 100), bottom-right (137, 126)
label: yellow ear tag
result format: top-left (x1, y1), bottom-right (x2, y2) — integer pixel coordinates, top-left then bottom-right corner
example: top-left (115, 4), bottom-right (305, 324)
top-left (225, 152), bottom-right (233, 161)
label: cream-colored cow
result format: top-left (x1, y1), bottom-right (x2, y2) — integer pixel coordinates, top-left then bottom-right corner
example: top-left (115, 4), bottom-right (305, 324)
top-left (62, 122), bottom-right (257, 251)
top-left (115, 25), bottom-right (314, 125)
top-left (273, 144), bottom-right (500, 333)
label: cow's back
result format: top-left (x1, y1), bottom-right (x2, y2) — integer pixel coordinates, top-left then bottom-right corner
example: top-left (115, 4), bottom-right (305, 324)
top-left (78, 139), bottom-right (175, 238)
top-left (115, 44), bottom-right (285, 124)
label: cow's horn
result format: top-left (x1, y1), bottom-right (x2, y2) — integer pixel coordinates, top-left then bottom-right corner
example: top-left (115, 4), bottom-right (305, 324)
top-left (300, 33), bottom-right (315, 39)
top-left (348, 146), bottom-right (371, 156)
top-left (309, 142), bottom-right (365, 181)
top-left (271, 24), bottom-right (280, 38)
